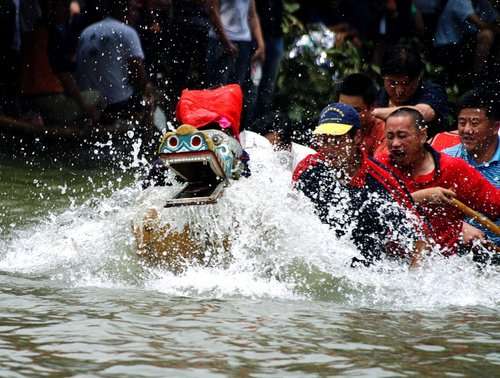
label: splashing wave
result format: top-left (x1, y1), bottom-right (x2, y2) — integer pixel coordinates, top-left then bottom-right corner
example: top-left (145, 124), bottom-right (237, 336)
top-left (1, 141), bottom-right (499, 310)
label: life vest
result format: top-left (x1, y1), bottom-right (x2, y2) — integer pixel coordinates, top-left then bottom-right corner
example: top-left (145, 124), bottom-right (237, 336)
top-left (429, 131), bottom-right (460, 152)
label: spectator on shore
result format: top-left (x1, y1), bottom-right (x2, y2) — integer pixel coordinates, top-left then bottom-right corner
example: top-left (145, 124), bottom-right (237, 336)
top-left (19, 0), bottom-right (100, 126)
top-left (333, 1), bottom-right (417, 65)
top-left (433, 0), bottom-right (500, 80)
top-left (0, 0), bottom-right (20, 117)
top-left (443, 90), bottom-right (500, 244)
top-left (17, 0), bottom-right (49, 124)
top-left (373, 44), bottom-right (449, 137)
top-left (162, 0), bottom-right (228, 117)
top-left (207, 0), bottom-right (265, 88)
top-left (414, 0), bottom-right (449, 45)
top-left (337, 73), bottom-right (386, 157)
top-left (130, 0), bottom-right (170, 85)
top-left (170, 1), bottom-right (209, 87)
top-left (252, 0), bottom-right (284, 122)
top-left (376, 107), bottom-right (500, 254)
top-left (76, 0), bottom-right (154, 123)
top-left (46, 0), bottom-right (102, 124)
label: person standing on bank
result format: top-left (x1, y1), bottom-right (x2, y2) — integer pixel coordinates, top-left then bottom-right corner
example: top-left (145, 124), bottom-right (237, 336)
top-left (252, 0), bottom-right (284, 121)
top-left (207, 0), bottom-right (266, 88)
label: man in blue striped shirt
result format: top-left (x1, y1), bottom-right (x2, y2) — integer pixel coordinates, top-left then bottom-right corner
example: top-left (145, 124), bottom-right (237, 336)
top-left (443, 90), bottom-right (500, 244)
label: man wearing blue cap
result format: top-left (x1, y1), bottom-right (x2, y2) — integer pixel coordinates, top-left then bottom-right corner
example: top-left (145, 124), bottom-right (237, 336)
top-left (293, 103), bottom-right (428, 266)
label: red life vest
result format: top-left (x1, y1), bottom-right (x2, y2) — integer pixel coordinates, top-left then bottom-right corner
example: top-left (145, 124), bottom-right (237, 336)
top-left (429, 131), bottom-right (460, 152)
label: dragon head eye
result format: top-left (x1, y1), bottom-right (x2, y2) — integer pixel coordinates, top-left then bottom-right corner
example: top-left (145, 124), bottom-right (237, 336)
top-left (191, 134), bottom-right (203, 148)
top-left (167, 135), bottom-right (179, 148)
top-left (212, 134), bottom-right (223, 146)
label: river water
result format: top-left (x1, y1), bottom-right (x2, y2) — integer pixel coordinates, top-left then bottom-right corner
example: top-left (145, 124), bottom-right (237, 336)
top-left (1, 139), bottom-right (499, 377)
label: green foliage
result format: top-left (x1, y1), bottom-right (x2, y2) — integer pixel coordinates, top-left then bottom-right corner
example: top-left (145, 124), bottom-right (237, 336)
top-left (275, 24), bottom-right (378, 129)
top-left (282, 0), bottom-right (302, 35)
top-left (275, 2), bottom-right (379, 129)
top-left (275, 1), bottom-right (457, 132)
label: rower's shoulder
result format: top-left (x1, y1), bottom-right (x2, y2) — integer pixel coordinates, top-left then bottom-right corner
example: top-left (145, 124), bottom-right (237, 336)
top-left (292, 153), bottom-right (322, 182)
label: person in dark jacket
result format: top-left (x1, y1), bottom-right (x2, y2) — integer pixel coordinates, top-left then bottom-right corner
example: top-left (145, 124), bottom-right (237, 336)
top-left (373, 44), bottom-right (449, 137)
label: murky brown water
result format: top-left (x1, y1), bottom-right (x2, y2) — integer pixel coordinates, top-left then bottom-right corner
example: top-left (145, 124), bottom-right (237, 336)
top-left (1, 156), bottom-right (499, 377)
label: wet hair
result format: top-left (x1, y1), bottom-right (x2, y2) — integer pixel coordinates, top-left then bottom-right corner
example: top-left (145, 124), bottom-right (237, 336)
top-left (381, 44), bottom-right (424, 79)
top-left (338, 73), bottom-right (378, 106)
top-left (457, 90), bottom-right (500, 121)
top-left (387, 107), bottom-right (427, 131)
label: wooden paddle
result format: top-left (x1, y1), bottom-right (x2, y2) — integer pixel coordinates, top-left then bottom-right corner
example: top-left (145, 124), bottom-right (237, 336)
top-left (410, 199), bottom-right (500, 268)
top-left (450, 198), bottom-right (500, 236)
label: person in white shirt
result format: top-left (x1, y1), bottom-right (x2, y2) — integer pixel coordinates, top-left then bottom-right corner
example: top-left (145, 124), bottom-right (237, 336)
top-left (207, 0), bottom-right (265, 87)
top-left (76, 0), bottom-right (153, 120)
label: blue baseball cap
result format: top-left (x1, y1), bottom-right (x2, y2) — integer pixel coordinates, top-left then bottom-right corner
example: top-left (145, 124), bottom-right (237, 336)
top-left (313, 103), bottom-right (361, 136)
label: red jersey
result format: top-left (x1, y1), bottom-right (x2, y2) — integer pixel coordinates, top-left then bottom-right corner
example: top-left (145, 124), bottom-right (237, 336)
top-left (362, 118), bottom-right (387, 157)
top-left (293, 152), bottom-right (419, 216)
top-left (376, 145), bottom-right (500, 253)
top-left (429, 131), bottom-right (460, 152)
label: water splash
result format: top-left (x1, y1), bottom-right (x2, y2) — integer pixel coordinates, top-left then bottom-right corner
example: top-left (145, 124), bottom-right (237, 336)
top-left (1, 139), bottom-right (499, 310)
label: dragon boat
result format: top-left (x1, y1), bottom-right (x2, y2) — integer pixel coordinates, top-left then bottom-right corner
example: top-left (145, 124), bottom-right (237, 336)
top-left (132, 84), bottom-right (252, 271)
top-left (131, 83), bottom-right (315, 272)
top-left (132, 122), bottom-right (250, 271)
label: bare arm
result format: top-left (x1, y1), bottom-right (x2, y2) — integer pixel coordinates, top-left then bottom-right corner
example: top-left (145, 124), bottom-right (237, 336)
top-left (468, 13), bottom-right (490, 30)
top-left (409, 240), bottom-right (428, 269)
top-left (411, 187), bottom-right (456, 204)
top-left (56, 72), bottom-right (99, 122)
top-left (468, 13), bottom-right (500, 33)
top-left (461, 221), bottom-right (486, 243)
top-left (207, 0), bottom-right (238, 56)
top-left (248, 0), bottom-right (265, 63)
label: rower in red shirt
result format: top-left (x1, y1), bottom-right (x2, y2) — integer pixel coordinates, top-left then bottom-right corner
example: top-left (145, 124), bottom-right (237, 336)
top-left (337, 73), bottom-right (387, 157)
top-left (375, 107), bottom-right (500, 254)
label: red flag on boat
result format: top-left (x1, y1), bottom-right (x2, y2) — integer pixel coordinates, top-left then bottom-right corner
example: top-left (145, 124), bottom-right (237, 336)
top-left (176, 84), bottom-right (243, 138)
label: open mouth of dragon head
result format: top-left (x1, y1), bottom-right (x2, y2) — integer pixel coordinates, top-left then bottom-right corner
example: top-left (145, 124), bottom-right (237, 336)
top-left (158, 124), bottom-right (243, 206)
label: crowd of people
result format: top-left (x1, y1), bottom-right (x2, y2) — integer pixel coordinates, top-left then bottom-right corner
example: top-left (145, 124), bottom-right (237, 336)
top-left (293, 98), bottom-right (499, 266)
top-left (0, 0), bottom-right (283, 131)
top-left (0, 1), bottom-right (499, 264)
top-left (299, 0), bottom-right (500, 89)
top-left (0, 1), bottom-right (498, 131)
